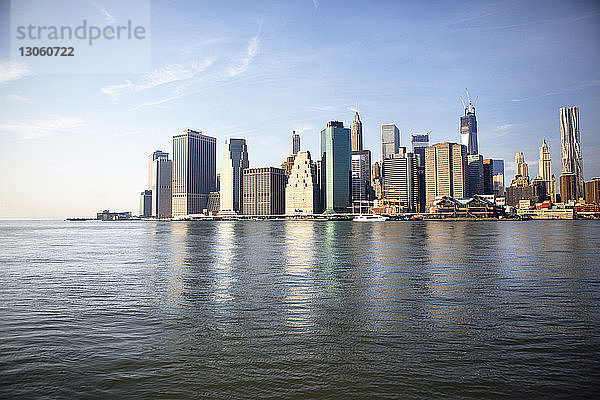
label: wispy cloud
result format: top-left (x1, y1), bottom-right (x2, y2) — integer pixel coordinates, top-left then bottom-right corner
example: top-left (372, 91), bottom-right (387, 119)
top-left (511, 80), bottom-right (600, 102)
top-left (0, 114), bottom-right (84, 140)
top-left (308, 105), bottom-right (333, 112)
top-left (312, 0), bottom-right (319, 10)
top-left (0, 60), bottom-right (32, 84)
top-left (101, 58), bottom-right (216, 101)
top-left (6, 94), bottom-right (32, 103)
top-left (495, 123), bottom-right (517, 132)
top-left (225, 35), bottom-right (259, 78)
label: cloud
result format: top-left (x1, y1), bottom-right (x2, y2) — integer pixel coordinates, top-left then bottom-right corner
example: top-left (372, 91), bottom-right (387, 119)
top-left (312, 0), bottom-right (319, 9)
top-left (6, 94), bottom-right (32, 103)
top-left (0, 60), bottom-right (32, 84)
top-left (101, 59), bottom-right (216, 101)
top-left (512, 80), bottom-right (600, 102)
top-left (308, 105), bottom-right (333, 111)
top-left (101, 80), bottom-right (134, 99)
top-left (225, 36), bottom-right (259, 78)
top-left (495, 124), bottom-right (517, 132)
top-left (137, 60), bottom-right (215, 91)
top-left (0, 114), bottom-right (84, 140)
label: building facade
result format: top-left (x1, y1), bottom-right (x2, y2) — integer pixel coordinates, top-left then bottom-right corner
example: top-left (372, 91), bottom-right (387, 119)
top-left (148, 150), bottom-right (172, 218)
top-left (381, 123), bottom-right (400, 160)
top-left (321, 121), bottom-right (351, 213)
top-left (466, 154), bottom-right (484, 197)
top-left (482, 159), bottom-right (505, 196)
top-left (351, 150), bottom-right (371, 212)
top-left (140, 190), bottom-right (152, 217)
top-left (559, 173), bottom-right (578, 203)
top-left (584, 177), bottom-right (600, 204)
top-left (382, 150), bottom-right (419, 213)
top-left (411, 133), bottom-right (429, 166)
top-left (220, 138), bottom-right (249, 214)
top-left (425, 142), bottom-right (467, 208)
top-left (291, 131), bottom-right (300, 155)
top-left (242, 167), bottom-right (286, 215)
top-left (515, 152), bottom-right (529, 180)
top-left (538, 139), bottom-right (556, 201)
top-left (460, 100), bottom-right (478, 155)
top-left (285, 151), bottom-right (321, 214)
top-left (172, 129), bottom-right (217, 216)
top-left (351, 111), bottom-right (363, 152)
top-left (560, 106), bottom-right (584, 198)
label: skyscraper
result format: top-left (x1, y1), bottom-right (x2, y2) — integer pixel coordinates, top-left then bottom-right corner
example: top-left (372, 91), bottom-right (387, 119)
top-left (538, 140), bottom-right (556, 200)
top-left (139, 190), bottom-right (152, 217)
top-left (382, 149), bottom-right (419, 213)
top-left (515, 152), bottom-right (529, 179)
top-left (351, 111), bottom-right (363, 152)
top-left (285, 151), bottom-right (321, 214)
top-left (411, 133), bottom-right (429, 166)
top-left (242, 167), bottom-right (286, 215)
top-left (459, 96), bottom-right (478, 155)
top-left (560, 106), bottom-right (584, 198)
top-left (321, 121), bottom-right (351, 213)
top-left (483, 159), bottom-right (505, 196)
top-left (381, 124), bottom-right (400, 160)
top-left (351, 150), bottom-right (371, 211)
top-left (172, 129), bottom-right (217, 216)
top-left (291, 131), bottom-right (300, 155)
top-left (466, 154), bottom-right (484, 197)
top-left (148, 150), bottom-right (172, 218)
top-left (220, 138), bottom-right (249, 214)
top-left (425, 142), bottom-right (467, 208)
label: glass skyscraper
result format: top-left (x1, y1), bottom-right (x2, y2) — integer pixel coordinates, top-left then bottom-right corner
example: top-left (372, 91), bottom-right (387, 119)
top-left (220, 138), bottom-right (249, 214)
top-left (381, 124), bottom-right (400, 160)
top-left (321, 121), bottom-right (351, 213)
top-left (460, 103), bottom-right (478, 155)
top-left (560, 106), bottom-right (584, 199)
top-left (172, 129), bottom-right (217, 216)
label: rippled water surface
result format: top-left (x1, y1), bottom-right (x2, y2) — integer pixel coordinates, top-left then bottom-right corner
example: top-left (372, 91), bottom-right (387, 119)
top-left (1, 220), bottom-right (599, 399)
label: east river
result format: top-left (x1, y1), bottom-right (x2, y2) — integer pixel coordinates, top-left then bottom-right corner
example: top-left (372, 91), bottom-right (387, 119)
top-left (1, 220), bottom-right (599, 398)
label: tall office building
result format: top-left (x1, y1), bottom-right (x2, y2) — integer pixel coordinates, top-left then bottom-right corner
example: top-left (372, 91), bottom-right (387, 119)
top-left (425, 142), bottom-right (467, 208)
top-left (139, 190), bottom-right (152, 217)
top-left (515, 152), bottom-right (529, 179)
top-left (148, 150), bottom-right (172, 218)
top-left (411, 133), bottom-right (428, 212)
top-left (460, 97), bottom-right (478, 155)
top-left (285, 151), bottom-right (321, 214)
top-left (321, 121), bottom-right (351, 213)
top-left (381, 124), bottom-right (400, 160)
top-left (172, 129), bottom-right (217, 216)
top-left (560, 106), bottom-right (584, 198)
top-left (584, 177), bottom-right (600, 204)
top-left (382, 148), bottom-right (419, 213)
top-left (291, 131), bottom-right (300, 155)
top-left (220, 138), bottom-right (249, 214)
top-left (371, 162), bottom-right (383, 201)
top-left (351, 150), bottom-right (371, 211)
top-left (351, 111), bottom-right (363, 152)
top-left (538, 140), bottom-right (556, 200)
top-left (559, 173), bottom-right (578, 203)
top-left (466, 154), bottom-right (484, 197)
top-left (411, 133), bottom-right (429, 166)
top-left (483, 159), bottom-right (505, 196)
top-left (242, 167), bottom-right (286, 215)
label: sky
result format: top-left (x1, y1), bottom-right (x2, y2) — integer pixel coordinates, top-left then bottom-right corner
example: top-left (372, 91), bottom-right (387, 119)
top-left (0, 0), bottom-right (599, 218)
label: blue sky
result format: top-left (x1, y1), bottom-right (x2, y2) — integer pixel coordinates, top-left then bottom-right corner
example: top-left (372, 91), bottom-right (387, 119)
top-left (0, 0), bottom-right (599, 218)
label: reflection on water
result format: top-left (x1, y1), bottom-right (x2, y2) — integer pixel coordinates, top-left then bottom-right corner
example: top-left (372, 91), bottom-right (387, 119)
top-left (0, 220), bottom-right (599, 399)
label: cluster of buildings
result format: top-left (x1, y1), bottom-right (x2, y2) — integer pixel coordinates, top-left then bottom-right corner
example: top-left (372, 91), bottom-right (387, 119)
top-left (138, 97), bottom-right (599, 220)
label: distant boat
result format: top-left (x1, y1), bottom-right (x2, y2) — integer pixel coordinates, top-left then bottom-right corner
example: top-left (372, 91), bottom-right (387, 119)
top-left (353, 214), bottom-right (388, 222)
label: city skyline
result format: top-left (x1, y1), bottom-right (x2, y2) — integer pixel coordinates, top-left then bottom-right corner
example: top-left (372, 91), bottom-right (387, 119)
top-left (1, 0), bottom-right (599, 218)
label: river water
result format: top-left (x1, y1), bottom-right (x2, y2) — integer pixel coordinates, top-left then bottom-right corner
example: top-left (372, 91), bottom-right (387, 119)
top-left (1, 220), bottom-right (599, 398)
